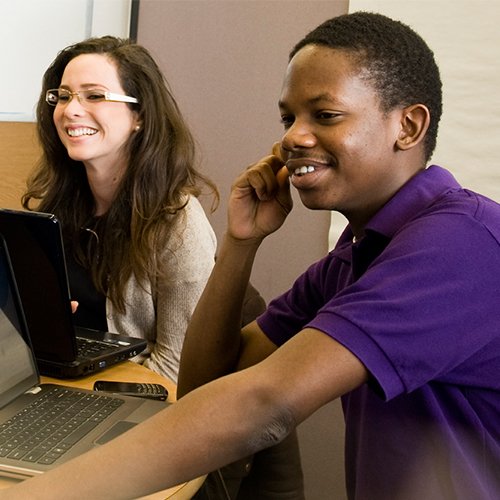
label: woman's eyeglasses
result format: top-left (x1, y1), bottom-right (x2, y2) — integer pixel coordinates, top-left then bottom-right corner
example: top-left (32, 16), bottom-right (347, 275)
top-left (45, 88), bottom-right (139, 107)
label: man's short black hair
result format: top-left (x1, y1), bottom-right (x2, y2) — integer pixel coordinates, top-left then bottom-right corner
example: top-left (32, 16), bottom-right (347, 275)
top-left (290, 12), bottom-right (442, 161)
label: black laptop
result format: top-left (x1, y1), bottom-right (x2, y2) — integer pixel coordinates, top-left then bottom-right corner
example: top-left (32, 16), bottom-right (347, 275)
top-left (0, 208), bottom-right (147, 378)
top-left (0, 234), bottom-right (166, 479)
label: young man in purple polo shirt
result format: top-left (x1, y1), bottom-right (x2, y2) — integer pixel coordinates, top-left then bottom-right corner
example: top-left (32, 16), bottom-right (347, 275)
top-left (3, 11), bottom-right (499, 500)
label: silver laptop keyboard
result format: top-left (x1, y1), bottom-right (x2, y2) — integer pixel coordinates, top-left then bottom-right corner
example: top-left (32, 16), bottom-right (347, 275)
top-left (0, 386), bottom-right (124, 464)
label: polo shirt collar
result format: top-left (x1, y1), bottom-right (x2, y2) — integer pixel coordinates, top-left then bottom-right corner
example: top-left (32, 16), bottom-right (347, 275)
top-left (365, 165), bottom-right (461, 239)
top-left (331, 166), bottom-right (462, 278)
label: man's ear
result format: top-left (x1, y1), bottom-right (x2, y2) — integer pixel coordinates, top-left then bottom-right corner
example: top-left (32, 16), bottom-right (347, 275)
top-left (396, 104), bottom-right (430, 151)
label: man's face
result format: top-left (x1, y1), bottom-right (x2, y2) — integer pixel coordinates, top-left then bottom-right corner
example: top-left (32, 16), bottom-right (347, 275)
top-left (279, 45), bottom-right (411, 229)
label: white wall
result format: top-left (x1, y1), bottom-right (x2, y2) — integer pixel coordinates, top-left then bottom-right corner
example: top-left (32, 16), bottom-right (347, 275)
top-left (0, 0), bottom-right (132, 121)
top-left (328, 0), bottom-right (500, 247)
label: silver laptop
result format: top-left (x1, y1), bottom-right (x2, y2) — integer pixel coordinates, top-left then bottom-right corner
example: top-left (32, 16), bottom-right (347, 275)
top-left (0, 208), bottom-right (147, 378)
top-left (0, 235), bottom-right (166, 479)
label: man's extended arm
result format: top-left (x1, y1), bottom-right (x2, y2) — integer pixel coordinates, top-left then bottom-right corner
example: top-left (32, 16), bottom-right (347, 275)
top-left (1, 329), bottom-right (368, 500)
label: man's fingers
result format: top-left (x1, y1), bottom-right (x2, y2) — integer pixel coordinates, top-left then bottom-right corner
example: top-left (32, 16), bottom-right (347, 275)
top-left (269, 143), bottom-right (290, 188)
top-left (235, 144), bottom-right (289, 199)
top-left (246, 164), bottom-right (277, 200)
top-left (276, 165), bottom-right (290, 188)
top-left (272, 141), bottom-right (285, 161)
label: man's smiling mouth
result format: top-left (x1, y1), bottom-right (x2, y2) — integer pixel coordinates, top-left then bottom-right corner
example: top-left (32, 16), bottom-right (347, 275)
top-left (293, 166), bottom-right (316, 176)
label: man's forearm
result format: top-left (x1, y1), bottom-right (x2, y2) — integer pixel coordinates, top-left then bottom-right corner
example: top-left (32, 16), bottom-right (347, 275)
top-left (0, 369), bottom-right (294, 500)
top-left (177, 234), bottom-right (262, 396)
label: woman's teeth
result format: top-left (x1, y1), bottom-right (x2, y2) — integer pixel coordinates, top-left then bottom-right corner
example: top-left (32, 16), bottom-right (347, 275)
top-left (294, 166), bottom-right (316, 176)
top-left (67, 128), bottom-right (97, 137)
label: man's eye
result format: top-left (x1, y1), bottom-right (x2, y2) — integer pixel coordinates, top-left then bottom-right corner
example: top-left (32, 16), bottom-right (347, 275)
top-left (280, 115), bottom-right (294, 128)
top-left (317, 111), bottom-right (339, 120)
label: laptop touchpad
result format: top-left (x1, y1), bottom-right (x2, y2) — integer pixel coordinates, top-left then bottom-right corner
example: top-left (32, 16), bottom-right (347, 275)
top-left (95, 421), bottom-right (137, 445)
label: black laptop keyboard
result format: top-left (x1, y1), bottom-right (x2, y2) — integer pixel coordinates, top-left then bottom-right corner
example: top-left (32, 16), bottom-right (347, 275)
top-left (76, 337), bottom-right (118, 357)
top-left (0, 386), bottom-right (124, 464)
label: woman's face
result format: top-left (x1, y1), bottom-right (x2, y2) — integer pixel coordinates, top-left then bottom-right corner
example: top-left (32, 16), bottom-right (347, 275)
top-left (52, 53), bottom-right (139, 175)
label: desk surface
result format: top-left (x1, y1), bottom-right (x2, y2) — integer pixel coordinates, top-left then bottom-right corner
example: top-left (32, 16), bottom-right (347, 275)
top-left (0, 361), bottom-right (205, 499)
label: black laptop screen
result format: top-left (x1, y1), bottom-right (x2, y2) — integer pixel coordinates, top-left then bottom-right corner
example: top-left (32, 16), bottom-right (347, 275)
top-left (0, 239), bottom-right (39, 408)
top-left (0, 210), bottom-right (78, 362)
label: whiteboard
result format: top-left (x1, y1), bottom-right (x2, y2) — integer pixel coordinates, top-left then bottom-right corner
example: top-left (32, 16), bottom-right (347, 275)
top-left (0, 0), bottom-right (132, 121)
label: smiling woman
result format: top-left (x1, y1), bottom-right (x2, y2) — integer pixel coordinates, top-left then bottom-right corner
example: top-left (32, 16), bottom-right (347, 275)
top-left (21, 36), bottom-right (218, 384)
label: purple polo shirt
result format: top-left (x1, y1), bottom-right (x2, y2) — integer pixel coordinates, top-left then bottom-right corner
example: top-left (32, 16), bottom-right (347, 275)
top-left (257, 166), bottom-right (500, 499)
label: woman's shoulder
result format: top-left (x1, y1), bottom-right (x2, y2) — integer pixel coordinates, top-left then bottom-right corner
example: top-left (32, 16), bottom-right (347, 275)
top-left (165, 195), bottom-right (217, 250)
top-left (181, 195), bottom-right (215, 232)
top-left (183, 195), bottom-right (209, 217)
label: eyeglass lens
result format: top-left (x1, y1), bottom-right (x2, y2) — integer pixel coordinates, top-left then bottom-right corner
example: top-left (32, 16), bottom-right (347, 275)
top-left (46, 89), bottom-right (108, 105)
